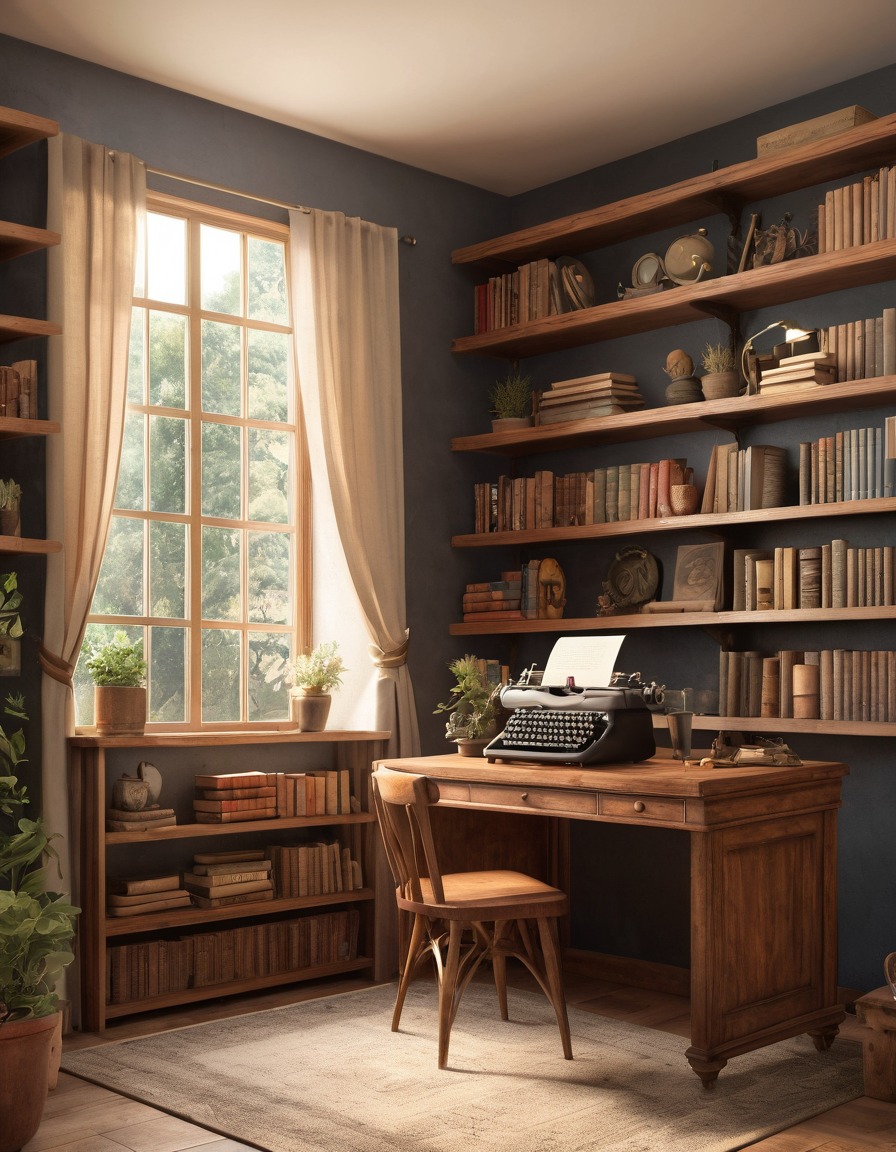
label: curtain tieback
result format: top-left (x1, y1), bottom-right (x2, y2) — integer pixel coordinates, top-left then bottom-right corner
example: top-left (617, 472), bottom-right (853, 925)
top-left (39, 645), bottom-right (76, 687)
top-left (371, 636), bottom-right (409, 669)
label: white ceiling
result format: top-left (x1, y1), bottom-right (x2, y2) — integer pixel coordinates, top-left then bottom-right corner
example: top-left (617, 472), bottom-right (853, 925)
top-left (2, 0), bottom-right (896, 195)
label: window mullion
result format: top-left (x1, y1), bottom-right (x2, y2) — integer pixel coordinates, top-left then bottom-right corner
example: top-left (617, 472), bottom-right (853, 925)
top-left (188, 214), bottom-right (204, 728)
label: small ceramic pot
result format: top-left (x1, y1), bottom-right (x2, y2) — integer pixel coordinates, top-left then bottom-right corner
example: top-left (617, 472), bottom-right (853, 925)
top-left (454, 738), bottom-right (489, 758)
top-left (664, 376), bottom-right (703, 405)
top-left (491, 417), bottom-right (532, 433)
top-left (291, 688), bottom-right (332, 732)
top-left (111, 774), bottom-right (150, 811)
top-left (670, 483), bottom-right (699, 516)
top-left (701, 370), bottom-right (740, 400)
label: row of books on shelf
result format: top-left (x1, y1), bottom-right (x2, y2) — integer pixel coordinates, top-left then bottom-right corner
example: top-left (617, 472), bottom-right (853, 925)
top-left (719, 648), bottom-right (896, 723)
top-left (106, 843), bottom-right (363, 918)
top-left (734, 540), bottom-right (896, 612)
top-left (462, 563), bottom-right (543, 622)
top-left (106, 908), bottom-right (360, 1004)
top-left (820, 308), bottom-right (896, 384)
top-left (105, 768), bottom-right (357, 831)
top-left (473, 459), bottom-right (691, 533)
top-left (702, 443), bottom-right (787, 513)
top-left (0, 359), bottom-right (37, 419)
top-left (799, 417), bottom-right (896, 504)
top-left (533, 371), bottom-right (646, 424)
top-left (817, 166), bottom-right (896, 254)
top-left (473, 257), bottom-right (592, 334)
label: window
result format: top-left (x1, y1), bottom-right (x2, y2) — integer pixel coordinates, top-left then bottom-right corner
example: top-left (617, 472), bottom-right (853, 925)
top-left (74, 194), bottom-right (309, 729)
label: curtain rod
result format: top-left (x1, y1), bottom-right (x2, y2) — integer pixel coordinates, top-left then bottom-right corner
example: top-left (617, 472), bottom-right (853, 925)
top-left (146, 164), bottom-right (416, 244)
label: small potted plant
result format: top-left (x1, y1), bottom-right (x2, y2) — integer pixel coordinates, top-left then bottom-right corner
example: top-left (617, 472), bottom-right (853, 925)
top-left (83, 630), bottom-right (147, 735)
top-left (700, 341), bottom-right (740, 399)
top-left (434, 654), bottom-right (501, 756)
top-left (0, 479), bottom-right (22, 537)
top-left (290, 640), bottom-right (345, 731)
top-left (0, 694), bottom-right (79, 1152)
top-left (489, 371), bottom-right (533, 432)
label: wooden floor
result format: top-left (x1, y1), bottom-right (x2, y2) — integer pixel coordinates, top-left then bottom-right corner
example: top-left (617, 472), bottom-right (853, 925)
top-left (25, 971), bottom-right (896, 1152)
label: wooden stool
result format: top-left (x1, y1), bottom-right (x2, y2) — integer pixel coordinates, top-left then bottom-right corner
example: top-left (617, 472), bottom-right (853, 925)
top-left (855, 986), bottom-right (896, 1100)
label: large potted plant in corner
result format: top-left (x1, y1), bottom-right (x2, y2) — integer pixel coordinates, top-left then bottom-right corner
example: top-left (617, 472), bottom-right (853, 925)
top-left (84, 630), bottom-right (147, 735)
top-left (434, 654), bottom-right (501, 757)
top-left (0, 694), bottom-right (79, 1152)
top-left (290, 641), bottom-right (345, 732)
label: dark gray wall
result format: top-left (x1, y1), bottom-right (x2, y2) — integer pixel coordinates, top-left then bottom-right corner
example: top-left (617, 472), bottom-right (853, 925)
top-left (1, 33), bottom-right (893, 992)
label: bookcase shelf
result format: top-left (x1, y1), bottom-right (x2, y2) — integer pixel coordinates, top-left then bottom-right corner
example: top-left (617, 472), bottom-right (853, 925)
top-left (652, 713), bottom-right (896, 738)
top-left (450, 118), bottom-right (896, 740)
top-left (451, 605), bottom-right (896, 636)
top-left (452, 112), bottom-right (896, 267)
top-left (452, 496), bottom-right (896, 549)
top-left (102, 956), bottom-right (375, 1021)
top-left (452, 240), bottom-right (896, 359)
top-left (0, 534), bottom-right (62, 556)
top-left (452, 377), bottom-right (896, 457)
top-left (69, 730), bottom-right (391, 1031)
top-left (0, 220), bottom-right (60, 261)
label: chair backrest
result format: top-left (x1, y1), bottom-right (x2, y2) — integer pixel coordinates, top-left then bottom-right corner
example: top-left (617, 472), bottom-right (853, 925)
top-left (371, 766), bottom-right (446, 905)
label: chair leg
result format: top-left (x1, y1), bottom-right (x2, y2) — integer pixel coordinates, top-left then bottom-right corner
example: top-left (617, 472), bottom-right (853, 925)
top-left (438, 920), bottom-right (464, 1069)
top-left (536, 917), bottom-right (573, 1060)
top-left (491, 920), bottom-right (510, 1021)
top-left (392, 912), bottom-right (427, 1031)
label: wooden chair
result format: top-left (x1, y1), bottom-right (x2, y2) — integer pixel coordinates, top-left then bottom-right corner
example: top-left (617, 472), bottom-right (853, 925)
top-left (371, 765), bottom-right (573, 1069)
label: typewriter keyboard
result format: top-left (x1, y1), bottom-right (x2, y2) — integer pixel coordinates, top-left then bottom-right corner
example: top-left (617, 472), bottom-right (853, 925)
top-left (497, 708), bottom-right (609, 754)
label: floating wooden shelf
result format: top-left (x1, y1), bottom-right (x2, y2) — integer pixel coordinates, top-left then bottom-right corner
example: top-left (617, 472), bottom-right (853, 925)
top-left (452, 113), bottom-right (896, 267)
top-left (452, 240), bottom-right (896, 359)
top-left (0, 104), bottom-right (58, 158)
top-left (0, 535), bottom-right (62, 556)
top-left (652, 713), bottom-right (896, 738)
top-left (452, 377), bottom-right (896, 456)
top-left (0, 416), bottom-right (60, 440)
top-left (0, 220), bottom-right (60, 261)
top-left (0, 313), bottom-right (62, 343)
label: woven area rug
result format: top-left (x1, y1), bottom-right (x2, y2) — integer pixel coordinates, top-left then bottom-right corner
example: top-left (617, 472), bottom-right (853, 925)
top-left (62, 982), bottom-right (863, 1152)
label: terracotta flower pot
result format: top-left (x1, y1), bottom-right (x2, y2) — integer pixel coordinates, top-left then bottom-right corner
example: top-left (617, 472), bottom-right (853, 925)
top-left (0, 1012), bottom-right (59, 1152)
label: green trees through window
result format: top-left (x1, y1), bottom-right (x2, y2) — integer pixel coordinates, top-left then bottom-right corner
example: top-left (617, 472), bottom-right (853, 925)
top-left (75, 199), bottom-right (304, 729)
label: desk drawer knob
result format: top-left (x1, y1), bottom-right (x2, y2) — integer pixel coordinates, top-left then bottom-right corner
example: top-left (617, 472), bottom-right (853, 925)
top-left (520, 792), bottom-right (529, 800)
top-left (633, 801), bottom-right (646, 812)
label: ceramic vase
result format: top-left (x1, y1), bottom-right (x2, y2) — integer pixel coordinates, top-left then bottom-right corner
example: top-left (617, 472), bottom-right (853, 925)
top-left (664, 376), bottom-right (703, 405)
top-left (291, 688), bottom-right (332, 732)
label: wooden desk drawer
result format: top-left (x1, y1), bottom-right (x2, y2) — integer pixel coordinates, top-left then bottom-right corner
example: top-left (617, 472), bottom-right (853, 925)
top-left (469, 783), bottom-right (597, 817)
top-left (599, 793), bottom-right (684, 823)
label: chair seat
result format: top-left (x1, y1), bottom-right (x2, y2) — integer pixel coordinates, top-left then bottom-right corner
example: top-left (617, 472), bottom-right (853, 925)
top-left (399, 869), bottom-right (568, 918)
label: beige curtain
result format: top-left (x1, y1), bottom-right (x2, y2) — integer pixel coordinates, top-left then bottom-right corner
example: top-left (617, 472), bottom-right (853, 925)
top-left (42, 136), bottom-right (145, 1020)
top-left (289, 209), bottom-right (419, 758)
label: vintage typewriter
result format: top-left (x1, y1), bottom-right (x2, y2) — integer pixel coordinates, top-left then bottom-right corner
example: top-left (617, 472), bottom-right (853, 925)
top-left (485, 669), bottom-right (664, 766)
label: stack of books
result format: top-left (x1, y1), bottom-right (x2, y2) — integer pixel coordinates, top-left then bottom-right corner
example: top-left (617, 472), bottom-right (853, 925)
top-left (106, 873), bottom-right (191, 918)
top-left (183, 849), bottom-right (274, 908)
top-left (535, 372), bottom-right (645, 425)
top-left (192, 770), bottom-right (278, 823)
top-left (266, 840), bottom-right (359, 897)
top-left (462, 572), bottom-right (522, 623)
top-left (758, 351), bottom-right (837, 394)
top-left (105, 805), bottom-right (176, 832)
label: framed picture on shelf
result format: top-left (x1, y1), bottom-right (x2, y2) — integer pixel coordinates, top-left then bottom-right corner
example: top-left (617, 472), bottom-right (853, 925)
top-left (0, 636), bottom-right (21, 675)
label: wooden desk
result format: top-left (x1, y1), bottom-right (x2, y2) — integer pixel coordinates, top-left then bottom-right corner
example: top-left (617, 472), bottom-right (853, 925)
top-left (373, 752), bottom-right (848, 1085)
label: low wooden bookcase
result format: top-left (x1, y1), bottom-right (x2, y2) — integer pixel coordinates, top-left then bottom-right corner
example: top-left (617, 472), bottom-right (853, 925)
top-left (69, 729), bottom-right (392, 1031)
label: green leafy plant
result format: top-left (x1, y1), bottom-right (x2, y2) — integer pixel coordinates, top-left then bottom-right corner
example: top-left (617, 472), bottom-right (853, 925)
top-left (0, 479), bottom-right (21, 511)
top-left (292, 641), bottom-right (346, 693)
top-left (489, 371), bottom-right (533, 420)
top-left (83, 631), bottom-right (147, 687)
top-left (434, 654), bottom-right (500, 740)
top-left (0, 696), bottom-right (79, 1022)
top-left (701, 342), bottom-right (736, 373)
top-left (0, 573), bottom-right (22, 639)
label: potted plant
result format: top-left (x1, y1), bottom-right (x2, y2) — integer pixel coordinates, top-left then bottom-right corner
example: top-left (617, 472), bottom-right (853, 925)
top-left (700, 341), bottom-right (740, 399)
top-left (0, 694), bottom-right (79, 1152)
top-left (83, 630), bottom-right (147, 735)
top-left (0, 479), bottom-right (21, 538)
top-left (434, 654), bottom-right (501, 756)
top-left (489, 371), bottom-right (533, 432)
top-left (290, 640), bottom-right (345, 731)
